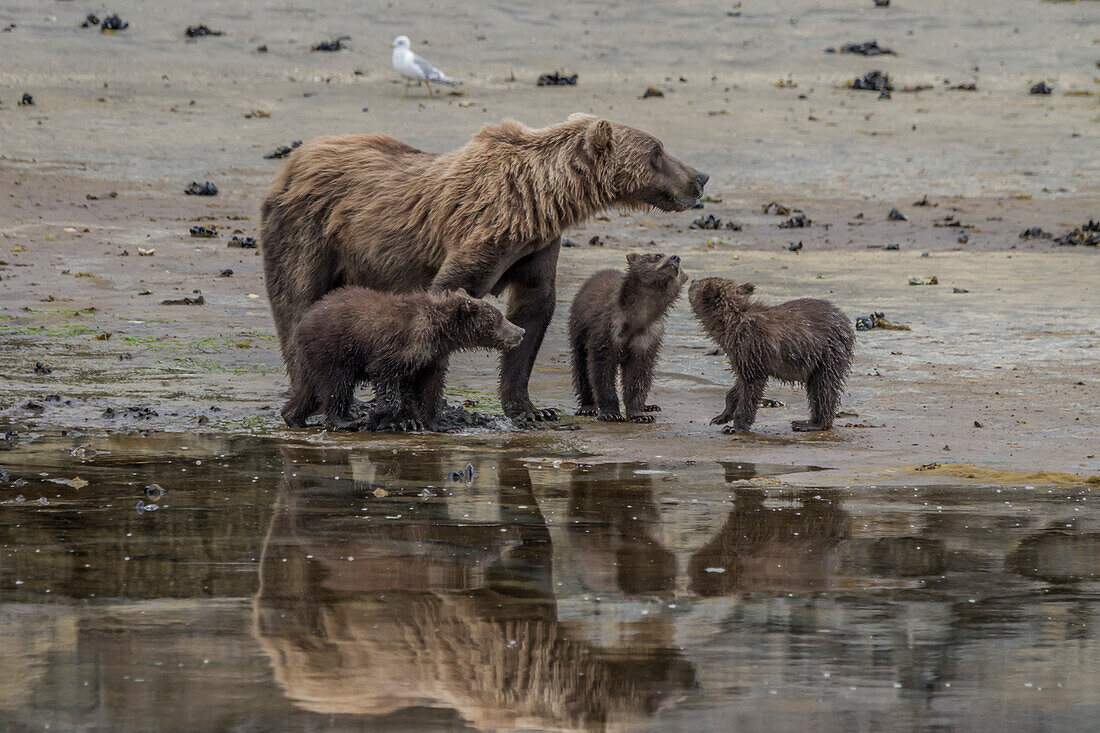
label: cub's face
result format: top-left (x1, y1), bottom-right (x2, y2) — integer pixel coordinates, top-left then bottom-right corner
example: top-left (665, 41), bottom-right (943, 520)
top-left (588, 119), bottom-right (708, 212)
top-left (626, 252), bottom-right (689, 291)
top-left (688, 277), bottom-right (754, 323)
top-left (455, 294), bottom-right (525, 351)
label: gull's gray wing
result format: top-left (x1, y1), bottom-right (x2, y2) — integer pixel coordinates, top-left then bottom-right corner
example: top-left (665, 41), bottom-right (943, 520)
top-left (412, 52), bottom-right (458, 85)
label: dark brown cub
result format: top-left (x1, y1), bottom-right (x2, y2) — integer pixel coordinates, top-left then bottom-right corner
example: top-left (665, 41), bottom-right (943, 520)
top-left (568, 253), bottom-right (688, 423)
top-left (281, 288), bottom-right (524, 431)
top-left (688, 277), bottom-right (854, 433)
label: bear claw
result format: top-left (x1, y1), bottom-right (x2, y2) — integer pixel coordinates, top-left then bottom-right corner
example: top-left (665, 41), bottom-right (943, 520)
top-left (596, 411), bottom-right (626, 422)
top-left (721, 423), bottom-right (752, 434)
top-left (710, 412), bottom-right (733, 426)
top-left (629, 414), bottom-right (656, 423)
top-left (575, 406), bottom-right (597, 416)
top-left (643, 404), bottom-right (662, 412)
top-left (512, 407), bottom-right (558, 422)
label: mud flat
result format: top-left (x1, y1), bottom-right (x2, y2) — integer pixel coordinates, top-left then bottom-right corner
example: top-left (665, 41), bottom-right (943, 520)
top-left (1, 0), bottom-right (1098, 483)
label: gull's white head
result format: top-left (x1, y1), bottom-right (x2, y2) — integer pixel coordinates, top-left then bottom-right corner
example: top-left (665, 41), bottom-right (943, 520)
top-left (391, 35), bottom-right (411, 50)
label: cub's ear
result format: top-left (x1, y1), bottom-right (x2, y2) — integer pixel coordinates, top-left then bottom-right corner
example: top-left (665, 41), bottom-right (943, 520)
top-left (736, 283), bottom-right (756, 296)
top-left (456, 296), bottom-right (476, 315)
top-left (626, 252), bottom-right (640, 265)
top-left (586, 119), bottom-right (614, 156)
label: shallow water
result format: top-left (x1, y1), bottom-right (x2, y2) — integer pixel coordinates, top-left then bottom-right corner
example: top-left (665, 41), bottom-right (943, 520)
top-left (1, 432), bottom-right (1097, 732)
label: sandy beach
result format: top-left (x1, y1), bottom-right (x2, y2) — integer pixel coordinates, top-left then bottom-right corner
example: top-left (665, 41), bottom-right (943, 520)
top-left (1, 0), bottom-right (1098, 480)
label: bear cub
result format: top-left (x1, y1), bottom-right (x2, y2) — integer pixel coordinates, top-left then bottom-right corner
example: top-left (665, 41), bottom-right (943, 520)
top-left (568, 253), bottom-right (688, 422)
top-left (689, 277), bottom-right (854, 433)
top-left (282, 287), bottom-right (524, 431)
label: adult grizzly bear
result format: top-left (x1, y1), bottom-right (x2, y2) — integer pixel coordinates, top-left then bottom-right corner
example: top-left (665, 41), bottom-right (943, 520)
top-left (260, 114), bottom-right (708, 421)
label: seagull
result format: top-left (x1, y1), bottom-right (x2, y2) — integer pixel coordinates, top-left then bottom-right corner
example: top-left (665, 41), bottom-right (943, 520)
top-left (391, 35), bottom-right (459, 98)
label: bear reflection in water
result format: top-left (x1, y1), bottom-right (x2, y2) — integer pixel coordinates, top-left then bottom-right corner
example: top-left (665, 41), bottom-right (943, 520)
top-left (689, 470), bottom-right (852, 597)
top-left (254, 449), bottom-right (695, 730)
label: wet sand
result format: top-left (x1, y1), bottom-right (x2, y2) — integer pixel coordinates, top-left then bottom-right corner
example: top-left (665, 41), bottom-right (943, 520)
top-left (2, 0), bottom-right (1098, 483)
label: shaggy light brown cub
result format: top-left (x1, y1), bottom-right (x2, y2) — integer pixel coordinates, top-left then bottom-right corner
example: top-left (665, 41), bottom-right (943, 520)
top-left (689, 277), bottom-right (854, 433)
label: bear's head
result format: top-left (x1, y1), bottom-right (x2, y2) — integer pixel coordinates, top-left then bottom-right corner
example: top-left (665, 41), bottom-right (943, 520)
top-left (688, 277), bottom-right (755, 326)
top-left (571, 114), bottom-right (708, 212)
top-left (449, 290), bottom-right (525, 351)
top-left (625, 252), bottom-right (690, 293)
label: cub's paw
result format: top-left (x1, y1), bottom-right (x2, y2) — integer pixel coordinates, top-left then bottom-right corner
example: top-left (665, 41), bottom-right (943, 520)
top-left (643, 404), bottom-right (662, 413)
top-left (370, 416), bottom-right (425, 432)
top-left (721, 422), bottom-right (752, 434)
top-left (575, 406), bottom-right (598, 417)
top-left (628, 414), bottom-right (656, 424)
top-left (791, 420), bottom-right (829, 432)
top-left (709, 411), bottom-right (734, 426)
top-left (507, 405), bottom-right (560, 423)
top-left (326, 415), bottom-right (367, 431)
top-left (596, 410), bottom-right (626, 422)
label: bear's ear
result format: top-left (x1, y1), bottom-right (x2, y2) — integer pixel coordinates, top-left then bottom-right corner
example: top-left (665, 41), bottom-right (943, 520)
top-left (626, 252), bottom-right (640, 265)
top-left (456, 296), bottom-right (476, 316)
top-left (586, 119), bottom-right (614, 156)
top-left (736, 283), bottom-right (756, 296)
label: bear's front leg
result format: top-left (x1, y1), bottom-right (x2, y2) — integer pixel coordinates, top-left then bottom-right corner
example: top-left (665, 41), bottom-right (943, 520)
top-left (722, 375), bottom-right (766, 433)
top-left (409, 361), bottom-right (448, 432)
top-left (709, 385), bottom-right (740, 426)
top-left (364, 378), bottom-right (424, 432)
top-left (622, 344), bottom-right (659, 423)
top-left (495, 240), bottom-right (562, 422)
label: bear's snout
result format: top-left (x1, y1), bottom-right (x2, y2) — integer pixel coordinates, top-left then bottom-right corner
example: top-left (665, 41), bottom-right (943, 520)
top-left (500, 322), bottom-right (526, 348)
top-left (692, 172), bottom-right (709, 199)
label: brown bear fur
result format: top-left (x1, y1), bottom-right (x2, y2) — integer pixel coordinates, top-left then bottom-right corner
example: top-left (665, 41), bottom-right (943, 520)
top-left (281, 287), bottom-right (524, 431)
top-left (260, 114), bottom-right (707, 421)
top-left (689, 277), bottom-right (855, 433)
top-left (568, 253), bottom-right (687, 422)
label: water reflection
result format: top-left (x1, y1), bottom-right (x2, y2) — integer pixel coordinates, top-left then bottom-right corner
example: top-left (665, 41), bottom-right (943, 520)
top-left (256, 449), bottom-right (695, 729)
top-left (567, 463), bottom-right (677, 595)
top-left (688, 488), bottom-right (850, 596)
top-left (1, 434), bottom-right (1098, 731)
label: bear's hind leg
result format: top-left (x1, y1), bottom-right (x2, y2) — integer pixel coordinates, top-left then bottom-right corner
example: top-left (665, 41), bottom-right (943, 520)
top-left (793, 369), bottom-right (841, 432)
top-left (281, 382), bottom-right (320, 428)
top-left (320, 372), bottom-right (361, 431)
top-left (571, 329), bottom-right (596, 415)
top-left (410, 362), bottom-right (448, 431)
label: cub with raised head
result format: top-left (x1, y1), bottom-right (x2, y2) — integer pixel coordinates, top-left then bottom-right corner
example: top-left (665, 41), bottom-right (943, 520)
top-left (689, 277), bottom-right (854, 433)
top-left (281, 288), bottom-right (524, 431)
top-left (568, 253), bottom-right (688, 423)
